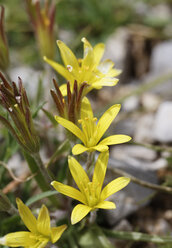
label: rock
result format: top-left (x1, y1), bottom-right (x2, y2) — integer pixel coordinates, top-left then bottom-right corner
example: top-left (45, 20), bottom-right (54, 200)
top-left (7, 153), bottom-right (29, 177)
top-left (104, 28), bottom-right (129, 70)
top-left (144, 218), bottom-right (171, 235)
top-left (112, 145), bottom-right (157, 161)
top-left (113, 219), bottom-right (132, 232)
top-left (134, 113), bottom-right (154, 143)
top-left (151, 41), bottom-right (172, 73)
top-left (141, 93), bottom-right (161, 112)
top-left (100, 154), bottom-right (159, 226)
top-left (123, 95), bottom-right (140, 112)
top-left (153, 102), bottom-right (172, 142)
top-left (58, 29), bottom-right (75, 45)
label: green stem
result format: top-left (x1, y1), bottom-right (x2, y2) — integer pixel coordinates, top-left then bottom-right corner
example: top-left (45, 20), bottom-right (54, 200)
top-left (23, 150), bottom-right (59, 207)
top-left (86, 151), bottom-right (95, 175)
top-left (103, 229), bottom-right (172, 244)
top-left (46, 139), bottom-right (70, 168)
top-left (33, 152), bottom-right (52, 184)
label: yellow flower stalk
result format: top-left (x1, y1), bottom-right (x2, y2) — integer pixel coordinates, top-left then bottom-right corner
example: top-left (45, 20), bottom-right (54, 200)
top-left (55, 97), bottom-right (131, 155)
top-left (44, 37), bottom-right (121, 95)
top-left (0, 198), bottom-right (67, 247)
top-left (51, 151), bottom-right (130, 225)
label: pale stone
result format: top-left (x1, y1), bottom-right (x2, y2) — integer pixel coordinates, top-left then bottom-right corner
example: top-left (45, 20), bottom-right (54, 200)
top-left (153, 102), bottom-right (172, 142)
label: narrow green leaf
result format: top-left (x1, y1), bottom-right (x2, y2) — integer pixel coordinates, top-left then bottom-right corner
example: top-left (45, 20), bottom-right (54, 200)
top-left (32, 101), bottom-right (47, 118)
top-left (26, 190), bottom-right (59, 206)
top-left (42, 108), bottom-right (58, 127)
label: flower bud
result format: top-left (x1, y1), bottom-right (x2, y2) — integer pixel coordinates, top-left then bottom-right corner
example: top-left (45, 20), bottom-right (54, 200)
top-left (26, 0), bottom-right (56, 59)
top-left (51, 79), bottom-right (87, 124)
top-left (0, 72), bottom-right (40, 153)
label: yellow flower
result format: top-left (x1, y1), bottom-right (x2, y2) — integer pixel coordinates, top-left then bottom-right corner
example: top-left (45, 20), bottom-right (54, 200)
top-left (51, 151), bottom-right (130, 224)
top-left (44, 37), bottom-right (121, 95)
top-left (55, 97), bottom-right (131, 155)
top-left (0, 198), bottom-right (67, 248)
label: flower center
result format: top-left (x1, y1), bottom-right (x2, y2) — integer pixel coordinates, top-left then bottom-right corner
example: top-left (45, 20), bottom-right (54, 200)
top-left (80, 180), bottom-right (100, 207)
top-left (78, 117), bottom-right (97, 147)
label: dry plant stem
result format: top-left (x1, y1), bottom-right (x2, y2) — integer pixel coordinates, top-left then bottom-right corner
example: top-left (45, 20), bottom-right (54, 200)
top-left (98, 71), bottom-right (172, 116)
top-left (131, 141), bottom-right (172, 153)
top-left (109, 166), bottom-right (172, 194)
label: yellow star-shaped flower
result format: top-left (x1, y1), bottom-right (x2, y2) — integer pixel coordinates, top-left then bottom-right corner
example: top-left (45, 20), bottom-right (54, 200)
top-left (51, 151), bottom-right (130, 225)
top-left (44, 37), bottom-right (121, 95)
top-left (0, 198), bottom-right (67, 248)
top-left (55, 97), bottom-right (131, 155)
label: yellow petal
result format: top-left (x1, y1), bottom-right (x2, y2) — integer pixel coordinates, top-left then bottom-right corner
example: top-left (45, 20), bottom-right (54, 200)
top-left (59, 84), bottom-right (67, 96)
top-left (51, 181), bottom-right (86, 204)
top-left (37, 205), bottom-right (51, 236)
top-left (96, 104), bottom-right (121, 143)
top-left (92, 78), bottom-right (119, 87)
top-left (91, 144), bottom-right (109, 153)
top-left (16, 198), bottom-right (37, 233)
top-left (51, 225), bottom-right (67, 243)
top-left (98, 59), bottom-right (114, 74)
top-left (57, 40), bottom-right (79, 70)
top-left (71, 204), bottom-right (92, 225)
top-left (81, 97), bottom-right (93, 119)
top-left (95, 201), bottom-right (116, 209)
top-left (68, 156), bottom-right (90, 193)
top-left (55, 116), bottom-right (86, 144)
top-left (99, 135), bottom-right (132, 146)
top-left (72, 144), bottom-right (89, 155)
top-left (81, 37), bottom-right (93, 57)
top-left (106, 68), bottom-right (122, 77)
top-left (101, 177), bottom-right (130, 201)
top-left (93, 43), bottom-right (105, 67)
top-left (3, 231), bottom-right (37, 247)
top-left (92, 151), bottom-right (109, 194)
top-left (43, 56), bottom-right (72, 81)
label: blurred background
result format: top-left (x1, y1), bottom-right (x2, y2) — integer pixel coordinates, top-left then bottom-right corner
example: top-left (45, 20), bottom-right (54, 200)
top-left (0, 0), bottom-right (172, 248)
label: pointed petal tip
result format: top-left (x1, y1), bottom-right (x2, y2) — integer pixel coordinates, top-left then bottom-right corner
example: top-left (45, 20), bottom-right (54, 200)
top-left (56, 40), bottom-right (61, 44)
top-left (0, 236), bottom-right (6, 245)
top-left (43, 56), bottom-right (47, 61)
top-left (16, 197), bottom-right (22, 205)
top-left (81, 37), bottom-right (86, 42)
top-left (51, 181), bottom-right (56, 186)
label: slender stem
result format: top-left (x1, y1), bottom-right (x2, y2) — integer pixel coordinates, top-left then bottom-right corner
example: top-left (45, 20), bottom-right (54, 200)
top-left (86, 151), bottom-right (95, 173)
top-left (89, 210), bottom-right (97, 225)
top-left (97, 71), bottom-right (172, 116)
top-left (103, 229), bottom-right (172, 244)
top-left (109, 166), bottom-right (172, 194)
top-left (33, 152), bottom-right (52, 184)
top-left (46, 139), bottom-right (70, 168)
top-left (23, 151), bottom-right (60, 207)
top-left (131, 141), bottom-right (172, 153)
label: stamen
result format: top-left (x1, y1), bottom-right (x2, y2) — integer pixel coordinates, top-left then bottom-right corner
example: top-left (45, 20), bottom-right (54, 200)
top-left (67, 65), bottom-right (73, 72)
top-left (15, 96), bottom-right (21, 104)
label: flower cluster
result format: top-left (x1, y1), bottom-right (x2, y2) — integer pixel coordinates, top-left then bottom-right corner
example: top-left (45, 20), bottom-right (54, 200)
top-left (0, 38), bottom-right (131, 247)
top-left (49, 38), bottom-right (131, 223)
